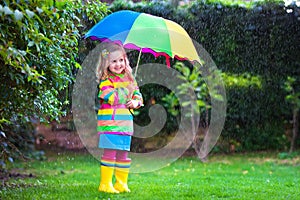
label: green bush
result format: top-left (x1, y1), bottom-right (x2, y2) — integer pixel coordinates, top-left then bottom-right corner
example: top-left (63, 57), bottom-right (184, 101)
top-left (0, 0), bottom-right (109, 167)
top-left (109, 0), bottom-right (300, 152)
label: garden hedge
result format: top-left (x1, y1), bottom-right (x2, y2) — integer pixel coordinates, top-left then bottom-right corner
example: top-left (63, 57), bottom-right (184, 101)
top-left (108, 0), bottom-right (300, 152)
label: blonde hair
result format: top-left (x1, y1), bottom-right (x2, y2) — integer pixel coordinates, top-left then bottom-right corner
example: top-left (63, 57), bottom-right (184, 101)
top-left (96, 43), bottom-right (133, 83)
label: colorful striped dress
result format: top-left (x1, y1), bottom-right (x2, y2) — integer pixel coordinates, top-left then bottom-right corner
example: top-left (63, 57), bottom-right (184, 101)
top-left (97, 72), bottom-right (143, 151)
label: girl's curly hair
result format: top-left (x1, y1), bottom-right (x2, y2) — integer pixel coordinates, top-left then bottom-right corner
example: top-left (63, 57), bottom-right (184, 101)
top-left (95, 42), bottom-right (133, 83)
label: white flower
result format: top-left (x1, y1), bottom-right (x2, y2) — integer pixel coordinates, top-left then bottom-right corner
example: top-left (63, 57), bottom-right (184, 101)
top-left (0, 5), bottom-right (3, 13)
top-left (3, 6), bottom-right (13, 15)
top-left (36, 7), bottom-right (43, 14)
top-left (14, 9), bottom-right (23, 21)
top-left (284, 0), bottom-right (293, 6)
top-left (26, 9), bottom-right (35, 18)
top-left (0, 131), bottom-right (6, 138)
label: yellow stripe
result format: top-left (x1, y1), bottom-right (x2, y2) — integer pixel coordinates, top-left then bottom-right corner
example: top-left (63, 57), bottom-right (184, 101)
top-left (114, 81), bottom-right (130, 88)
top-left (98, 109), bottom-right (114, 115)
top-left (98, 109), bottom-right (130, 115)
top-left (100, 79), bottom-right (113, 87)
top-left (115, 109), bottom-right (130, 114)
top-left (165, 19), bottom-right (200, 63)
top-left (116, 161), bottom-right (131, 165)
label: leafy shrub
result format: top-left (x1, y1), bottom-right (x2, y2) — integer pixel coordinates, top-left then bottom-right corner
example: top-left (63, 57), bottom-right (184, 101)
top-left (0, 0), bottom-right (109, 167)
top-left (109, 0), bottom-right (300, 152)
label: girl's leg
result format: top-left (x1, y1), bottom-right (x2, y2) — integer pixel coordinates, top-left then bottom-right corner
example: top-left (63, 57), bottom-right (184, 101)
top-left (99, 149), bottom-right (119, 193)
top-left (102, 149), bottom-right (117, 160)
top-left (114, 150), bottom-right (131, 192)
top-left (116, 150), bottom-right (130, 161)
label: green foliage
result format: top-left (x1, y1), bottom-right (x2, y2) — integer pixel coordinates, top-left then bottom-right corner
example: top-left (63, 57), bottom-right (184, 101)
top-left (278, 151), bottom-right (299, 159)
top-left (0, 0), bottom-right (109, 167)
top-left (110, 0), bottom-right (300, 152)
top-left (283, 76), bottom-right (300, 110)
top-left (197, 0), bottom-right (285, 9)
top-left (1, 152), bottom-right (300, 199)
top-left (222, 73), bottom-right (262, 89)
top-left (162, 62), bottom-right (216, 124)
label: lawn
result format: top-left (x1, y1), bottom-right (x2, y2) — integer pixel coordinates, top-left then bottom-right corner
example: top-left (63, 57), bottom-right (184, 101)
top-left (1, 151), bottom-right (300, 200)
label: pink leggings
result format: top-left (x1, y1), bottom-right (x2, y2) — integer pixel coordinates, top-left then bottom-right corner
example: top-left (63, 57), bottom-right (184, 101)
top-left (102, 149), bottom-right (130, 161)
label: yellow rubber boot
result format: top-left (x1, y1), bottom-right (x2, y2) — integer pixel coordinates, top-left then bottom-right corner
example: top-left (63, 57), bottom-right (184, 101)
top-left (98, 166), bottom-right (119, 193)
top-left (114, 168), bottom-right (130, 193)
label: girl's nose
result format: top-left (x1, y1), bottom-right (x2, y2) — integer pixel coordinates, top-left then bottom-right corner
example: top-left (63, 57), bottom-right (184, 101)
top-left (117, 60), bottom-right (123, 65)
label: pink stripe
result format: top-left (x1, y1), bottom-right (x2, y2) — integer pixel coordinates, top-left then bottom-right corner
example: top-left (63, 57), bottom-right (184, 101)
top-left (101, 85), bottom-right (113, 90)
top-left (116, 160), bottom-right (131, 164)
top-left (102, 149), bottom-right (117, 160)
top-left (99, 90), bottom-right (112, 98)
top-left (116, 150), bottom-right (129, 160)
top-left (112, 78), bottom-right (130, 83)
top-left (98, 132), bottom-right (133, 135)
top-left (114, 94), bottom-right (119, 105)
top-left (98, 120), bottom-right (132, 126)
top-left (101, 104), bottom-right (127, 109)
top-left (112, 108), bottom-right (116, 120)
top-left (114, 76), bottom-right (121, 82)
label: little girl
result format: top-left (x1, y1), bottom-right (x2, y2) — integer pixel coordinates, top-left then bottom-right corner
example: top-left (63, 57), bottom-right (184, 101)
top-left (95, 42), bottom-right (143, 193)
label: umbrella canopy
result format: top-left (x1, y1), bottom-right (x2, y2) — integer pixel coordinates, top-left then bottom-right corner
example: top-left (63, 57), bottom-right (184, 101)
top-left (84, 10), bottom-right (200, 67)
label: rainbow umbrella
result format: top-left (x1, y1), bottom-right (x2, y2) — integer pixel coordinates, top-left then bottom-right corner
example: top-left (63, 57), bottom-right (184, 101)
top-left (84, 10), bottom-right (200, 72)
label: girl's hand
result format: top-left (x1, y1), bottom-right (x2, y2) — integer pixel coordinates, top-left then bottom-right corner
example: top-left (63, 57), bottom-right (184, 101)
top-left (126, 65), bottom-right (132, 73)
top-left (125, 60), bottom-right (132, 73)
top-left (126, 100), bottom-right (140, 109)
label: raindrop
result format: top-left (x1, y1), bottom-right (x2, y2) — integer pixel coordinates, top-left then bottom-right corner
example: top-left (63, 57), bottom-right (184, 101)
top-left (3, 6), bottom-right (13, 15)
top-left (14, 9), bottom-right (23, 21)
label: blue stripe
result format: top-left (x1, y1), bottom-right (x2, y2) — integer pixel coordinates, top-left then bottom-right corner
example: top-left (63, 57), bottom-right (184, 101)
top-left (97, 115), bottom-right (133, 120)
top-left (103, 90), bottom-right (114, 101)
top-left (85, 10), bottom-right (140, 42)
top-left (115, 164), bottom-right (130, 168)
top-left (114, 115), bottom-right (133, 120)
top-left (101, 162), bottom-right (115, 167)
top-left (98, 115), bottom-right (112, 120)
top-left (99, 134), bottom-right (131, 151)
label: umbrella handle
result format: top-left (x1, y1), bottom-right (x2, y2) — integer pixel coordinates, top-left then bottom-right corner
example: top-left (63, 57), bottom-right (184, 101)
top-left (134, 48), bottom-right (142, 77)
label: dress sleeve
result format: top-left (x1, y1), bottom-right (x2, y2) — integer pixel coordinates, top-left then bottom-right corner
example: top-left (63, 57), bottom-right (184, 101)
top-left (98, 79), bottom-right (130, 105)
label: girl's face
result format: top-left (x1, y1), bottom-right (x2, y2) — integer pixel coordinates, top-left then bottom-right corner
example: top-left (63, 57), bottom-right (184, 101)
top-left (108, 50), bottom-right (126, 74)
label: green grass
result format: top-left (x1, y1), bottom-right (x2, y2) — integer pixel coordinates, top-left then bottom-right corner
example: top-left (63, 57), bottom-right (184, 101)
top-left (1, 151), bottom-right (300, 200)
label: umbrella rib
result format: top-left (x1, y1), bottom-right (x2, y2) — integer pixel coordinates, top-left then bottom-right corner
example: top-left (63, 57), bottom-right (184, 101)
top-left (134, 48), bottom-right (142, 77)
